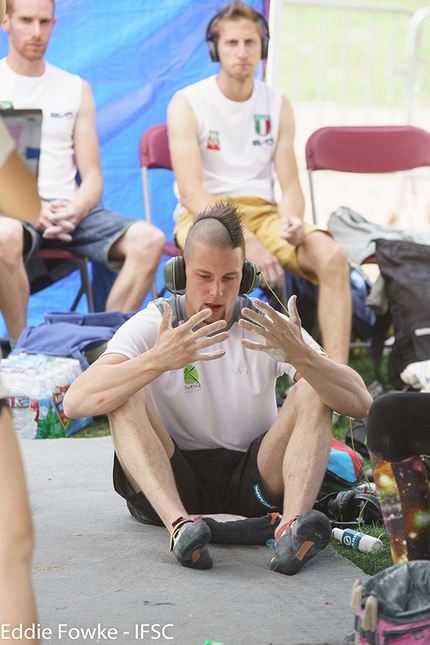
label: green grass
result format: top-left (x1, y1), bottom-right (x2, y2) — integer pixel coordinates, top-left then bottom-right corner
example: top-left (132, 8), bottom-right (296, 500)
top-left (330, 351), bottom-right (395, 575)
top-left (70, 414), bottom-right (110, 438)
top-left (330, 522), bottom-right (393, 576)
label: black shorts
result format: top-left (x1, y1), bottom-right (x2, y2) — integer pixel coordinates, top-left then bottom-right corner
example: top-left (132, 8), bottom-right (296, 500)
top-left (113, 432), bottom-right (282, 525)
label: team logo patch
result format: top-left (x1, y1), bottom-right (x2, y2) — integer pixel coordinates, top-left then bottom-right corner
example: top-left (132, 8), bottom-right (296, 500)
top-left (254, 114), bottom-right (271, 136)
top-left (183, 364), bottom-right (202, 394)
top-left (207, 130), bottom-right (221, 150)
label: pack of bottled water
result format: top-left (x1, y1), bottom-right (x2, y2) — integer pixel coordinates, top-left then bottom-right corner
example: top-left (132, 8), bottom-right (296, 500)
top-left (1, 353), bottom-right (93, 439)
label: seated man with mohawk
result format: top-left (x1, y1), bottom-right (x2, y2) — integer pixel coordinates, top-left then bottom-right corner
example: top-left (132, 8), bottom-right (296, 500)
top-left (64, 203), bottom-right (371, 575)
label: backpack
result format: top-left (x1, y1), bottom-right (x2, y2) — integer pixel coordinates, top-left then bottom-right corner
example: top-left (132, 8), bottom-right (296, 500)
top-left (322, 437), bottom-right (364, 494)
top-left (372, 239), bottom-right (430, 389)
top-left (352, 561), bottom-right (430, 645)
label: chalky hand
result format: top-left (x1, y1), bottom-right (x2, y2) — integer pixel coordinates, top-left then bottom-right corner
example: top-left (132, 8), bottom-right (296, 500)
top-left (239, 296), bottom-right (303, 364)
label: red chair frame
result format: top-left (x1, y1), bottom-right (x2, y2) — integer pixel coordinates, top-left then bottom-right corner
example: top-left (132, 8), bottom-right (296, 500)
top-left (306, 125), bottom-right (430, 226)
top-left (139, 124), bottom-right (181, 298)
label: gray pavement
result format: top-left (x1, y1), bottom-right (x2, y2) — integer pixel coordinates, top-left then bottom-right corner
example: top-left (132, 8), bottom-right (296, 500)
top-left (19, 436), bottom-right (368, 645)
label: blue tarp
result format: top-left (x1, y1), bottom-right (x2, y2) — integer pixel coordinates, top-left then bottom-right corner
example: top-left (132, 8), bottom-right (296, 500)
top-left (0, 0), bottom-right (268, 336)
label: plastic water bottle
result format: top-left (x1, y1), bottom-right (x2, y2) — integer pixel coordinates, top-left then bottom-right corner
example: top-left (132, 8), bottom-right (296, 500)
top-left (332, 528), bottom-right (382, 553)
top-left (3, 372), bottom-right (38, 439)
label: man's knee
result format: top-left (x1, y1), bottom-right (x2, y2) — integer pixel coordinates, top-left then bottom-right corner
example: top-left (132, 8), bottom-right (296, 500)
top-left (0, 219), bottom-right (25, 265)
top-left (285, 378), bottom-right (329, 417)
top-left (122, 221), bottom-right (165, 265)
top-left (304, 234), bottom-right (349, 281)
top-left (109, 387), bottom-right (149, 429)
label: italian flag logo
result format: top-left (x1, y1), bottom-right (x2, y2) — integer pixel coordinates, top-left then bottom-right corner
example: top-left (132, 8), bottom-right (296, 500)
top-left (207, 130), bottom-right (221, 150)
top-left (254, 115), bottom-right (271, 136)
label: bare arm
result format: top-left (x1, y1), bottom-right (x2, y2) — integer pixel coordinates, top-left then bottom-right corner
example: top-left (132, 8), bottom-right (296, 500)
top-left (64, 305), bottom-right (229, 418)
top-left (0, 406), bottom-right (38, 635)
top-left (239, 297), bottom-right (372, 418)
top-left (0, 148), bottom-right (40, 222)
top-left (167, 93), bottom-right (217, 217)
top-left (273, 97), bottom-right (306, 247)
top-left (42, 81), bottom-right (104, 239)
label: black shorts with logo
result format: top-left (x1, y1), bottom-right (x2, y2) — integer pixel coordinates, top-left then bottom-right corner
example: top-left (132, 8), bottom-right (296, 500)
top-left (113, 432), bottom-right (282, 525)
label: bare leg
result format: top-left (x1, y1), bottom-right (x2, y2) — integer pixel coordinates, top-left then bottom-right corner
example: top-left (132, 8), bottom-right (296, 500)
top-left (0, 218), bottom-right (30, 340)
top-left (108, 388), bottom-right (189, 532)
top-left (257, 379), bottom-right (333, 575)
top-left (297, 232), bottom-right (352, 364)
top-left (0, 405), bottom-right (38, 642)
top-left (105, 221), bottom-right (165, 312)
top-left (109, 389), bottom-right (213, 569)
top-left (257, 378), bottom-right (332, 520)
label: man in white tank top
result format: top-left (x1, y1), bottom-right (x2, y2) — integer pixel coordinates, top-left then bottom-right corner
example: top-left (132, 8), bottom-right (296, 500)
top-left (0, 0), bottom-right (166, 343)
top-left (168, 1), bottom-right (352, 364)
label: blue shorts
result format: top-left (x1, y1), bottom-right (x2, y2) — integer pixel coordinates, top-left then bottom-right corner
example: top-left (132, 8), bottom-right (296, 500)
top-left (23, 203), bottom-right (136, 271)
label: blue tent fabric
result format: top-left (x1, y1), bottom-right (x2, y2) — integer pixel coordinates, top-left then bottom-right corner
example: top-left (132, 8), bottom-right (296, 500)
top-left (0, 0), bottom-right (267, 336)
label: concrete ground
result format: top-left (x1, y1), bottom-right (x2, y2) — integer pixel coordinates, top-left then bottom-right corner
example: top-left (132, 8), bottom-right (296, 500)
top-left (19, 436), bottom-right (368, 645)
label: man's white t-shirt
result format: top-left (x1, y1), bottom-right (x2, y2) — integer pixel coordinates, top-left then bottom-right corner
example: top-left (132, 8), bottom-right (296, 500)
top-left (105, 295), bottom-right (324, 452)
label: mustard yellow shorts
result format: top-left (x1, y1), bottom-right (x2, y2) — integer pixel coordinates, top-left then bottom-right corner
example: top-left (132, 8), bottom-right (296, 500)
top-left (173, 196), bottom-right (332, 284)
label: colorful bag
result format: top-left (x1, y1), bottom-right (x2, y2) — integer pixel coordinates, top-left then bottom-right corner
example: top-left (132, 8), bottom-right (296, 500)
top-left (321, 437), bottom-right (364, 495)
top-left (352, 561), bottom-right (430, 645)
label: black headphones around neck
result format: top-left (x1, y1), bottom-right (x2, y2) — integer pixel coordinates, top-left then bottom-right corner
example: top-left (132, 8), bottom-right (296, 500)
top-left (205, 9), bottom-right (270, 63)
top-left (163, 256), bottom-right (261, 295)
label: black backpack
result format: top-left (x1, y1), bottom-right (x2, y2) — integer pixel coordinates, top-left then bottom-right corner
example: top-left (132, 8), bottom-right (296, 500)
top-left (371, 238), bottom-right (430, 390)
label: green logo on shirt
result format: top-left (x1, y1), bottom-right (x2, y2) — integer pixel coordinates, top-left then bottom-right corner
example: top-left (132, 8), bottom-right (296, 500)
top-left (183, 364), bottom-right (202, 393)
top-left (184, 364), bottom-right (199, 385)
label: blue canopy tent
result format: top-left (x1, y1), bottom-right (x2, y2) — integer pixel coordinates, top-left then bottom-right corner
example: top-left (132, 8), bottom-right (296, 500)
top-left (0, 0), bottom-right (269, 337)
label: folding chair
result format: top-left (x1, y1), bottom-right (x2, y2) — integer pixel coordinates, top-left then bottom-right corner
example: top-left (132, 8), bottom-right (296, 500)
top-left (306, 125), bottom-right (430, 227)
top-left (28, 248), bottom-right (94, 312)
top-left (305, 125), bottom-right (430, 351)
top-left (139, 123), bottom-right (181, 298)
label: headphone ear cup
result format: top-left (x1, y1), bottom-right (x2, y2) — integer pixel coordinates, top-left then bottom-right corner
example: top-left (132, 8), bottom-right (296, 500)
top-left (240, 260), bottom-right (261, 294)
top-left (261, 36), bottom-right (269, 60)
top-left (351, 494), bottom-right (382, 525)
top-left (333, 490), bottom-right (357, 522)
top-left (163, 256), bottom-right (186, 294)
top-left (207, 39), bottom-right (219, 63)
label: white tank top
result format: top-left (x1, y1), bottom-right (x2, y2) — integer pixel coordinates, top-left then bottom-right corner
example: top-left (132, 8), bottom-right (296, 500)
top-left (0, 59), bottom-right (82, 200)
top-left (174, 75), bottom-right (282, 208)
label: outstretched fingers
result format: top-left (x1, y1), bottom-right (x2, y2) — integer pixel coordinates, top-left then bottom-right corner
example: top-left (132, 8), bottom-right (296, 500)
top-left (155, 304), bottom-right (229, 368)
top-left (187, 313), bottom-right (229, 360)
top-left (238, 298), bottom-right (302, 363)
top-left (286, 295), bottom-right (301, 328)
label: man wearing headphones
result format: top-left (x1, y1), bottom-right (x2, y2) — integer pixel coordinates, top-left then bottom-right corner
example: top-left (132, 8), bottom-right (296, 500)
top-left (64, 202), bottom-right (371, 575)
top-left (167, 0), bottom-right (352, 365)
